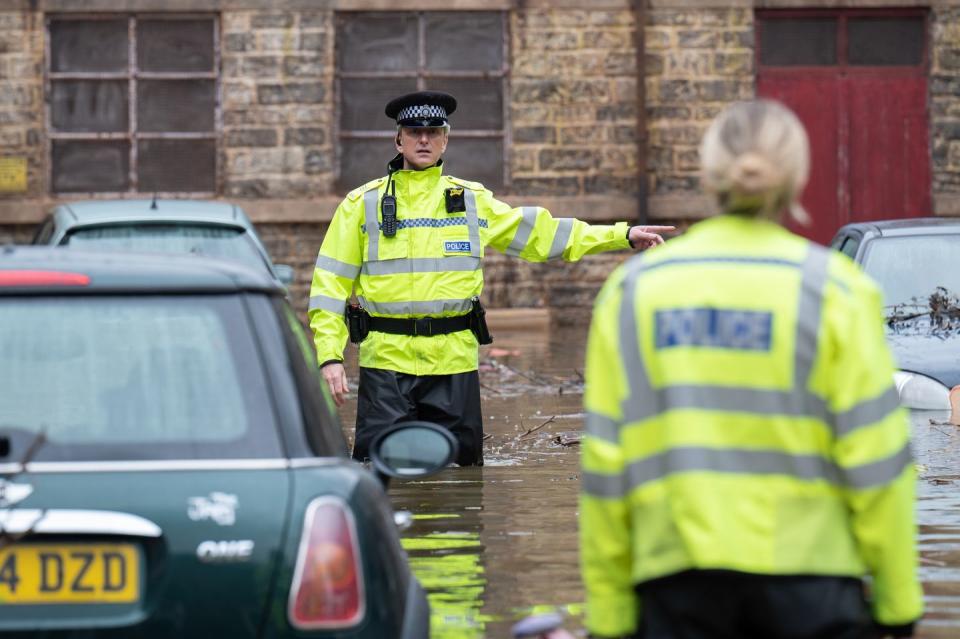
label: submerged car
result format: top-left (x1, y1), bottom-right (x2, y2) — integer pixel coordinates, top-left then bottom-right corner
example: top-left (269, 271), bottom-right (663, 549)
top-left (32, 199), bottom-right (294, 285)
top-left (830, 218), bottom-right (960, 409)
top-left (0, 247), bottom-right (453, 638)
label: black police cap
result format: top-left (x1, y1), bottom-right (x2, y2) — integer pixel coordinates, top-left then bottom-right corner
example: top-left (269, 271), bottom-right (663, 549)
top-left (385, 91), bottom-right (457, 128)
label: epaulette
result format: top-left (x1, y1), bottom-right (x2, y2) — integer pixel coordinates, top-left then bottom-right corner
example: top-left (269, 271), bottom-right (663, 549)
top-left (446, 175), bottom-right (484, 191)
top-left (346, 176), bottom-right (387, 201)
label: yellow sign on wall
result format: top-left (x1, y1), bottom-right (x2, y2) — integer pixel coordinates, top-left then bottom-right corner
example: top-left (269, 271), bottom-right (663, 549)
top-left (0, 157), bottom-right (28, 193)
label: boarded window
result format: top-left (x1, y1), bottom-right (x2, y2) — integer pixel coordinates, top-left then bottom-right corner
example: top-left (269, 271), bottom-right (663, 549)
top-left (848, 17), bottom-right (925, 66)
top-left (759, 18), bottom-right (837, 66)
top-left (335, 12), bottom-right (507, 191)
top-left (47, 16), bottom-right (218, 194)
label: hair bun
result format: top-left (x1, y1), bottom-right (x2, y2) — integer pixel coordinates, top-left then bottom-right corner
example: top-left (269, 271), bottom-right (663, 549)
top-left (727, 152), bottom-right (783, 195)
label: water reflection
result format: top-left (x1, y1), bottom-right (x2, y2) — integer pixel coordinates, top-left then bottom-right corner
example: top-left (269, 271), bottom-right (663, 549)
top-left (346, 327), bottom-right (960, 638)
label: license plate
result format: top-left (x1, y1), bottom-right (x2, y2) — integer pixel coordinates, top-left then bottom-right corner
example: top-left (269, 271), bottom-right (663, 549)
top-left (0, 543), bottom-right (139, 604)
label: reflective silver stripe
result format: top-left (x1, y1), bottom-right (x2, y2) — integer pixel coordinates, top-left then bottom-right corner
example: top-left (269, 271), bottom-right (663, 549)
top-left (843, 442), bottom-right (913, 489)
top-left (505, 207), bottom-right (538, 257)
top-left (358, 296), bottom-right (474, 316)
top-left (585, 412), bottom-right (620, 444)
top-left (548, 218), bottom-right (574, 260)
top-left (618, 245), bottom-right (831, 427)
top-left (464, 189), bottom-right (481, 258)
top-left (315, 255), bottom-right (360, 280)
top-left (362, 256), bottom-right (480, 276)
top-left (834, 386), bottom-right (900, 438)
top-left (620, 262), bottom-right (657, 423)
top-left (583, 447), bottom-right (842, 498)
top-left (794, 246), bottom-right (829, 389)
top-left (364, 188), bottom-right (381, 262)
top-left (309, 294), bottom-right (346, 314)
top-left (581, 471), bottom-right (625, 498)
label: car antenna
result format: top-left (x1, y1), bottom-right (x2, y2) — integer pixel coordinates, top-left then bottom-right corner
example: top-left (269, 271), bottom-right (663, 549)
top-left (150, 193), bottom-right (158, 210)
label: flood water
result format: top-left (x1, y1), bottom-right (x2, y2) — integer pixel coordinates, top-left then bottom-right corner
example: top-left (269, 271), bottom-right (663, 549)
top-left (340, 325), bottom-right (960, 639)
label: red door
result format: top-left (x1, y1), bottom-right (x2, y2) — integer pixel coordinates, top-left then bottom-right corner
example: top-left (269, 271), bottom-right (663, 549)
top-left (756, 10), bottom-right (931, 245)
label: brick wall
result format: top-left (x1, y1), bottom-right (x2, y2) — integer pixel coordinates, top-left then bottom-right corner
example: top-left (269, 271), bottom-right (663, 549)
top-left (931, 7), bottom-right (960, 215)
top-left (221, 10), bottom-right (335, 199)
top-left (0, 10), bottom-right (43, 199)
top-left (645, 7), bottom-right (754, 216)
top-left (510, 8), bottom-right (639, 199)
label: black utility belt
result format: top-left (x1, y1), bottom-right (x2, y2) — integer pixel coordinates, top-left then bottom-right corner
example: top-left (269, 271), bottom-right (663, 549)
top-left (368, 314), bottom-right (472, 337)
top-left (346, 298), bottom-right (493, 345)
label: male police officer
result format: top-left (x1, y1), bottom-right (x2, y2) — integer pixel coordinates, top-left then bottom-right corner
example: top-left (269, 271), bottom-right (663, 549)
top-left (309, 91), bottom-right (672, 466)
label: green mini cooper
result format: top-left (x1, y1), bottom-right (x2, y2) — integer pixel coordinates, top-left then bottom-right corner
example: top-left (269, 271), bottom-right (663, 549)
top-left (0, 247), bottom-right (452, 638)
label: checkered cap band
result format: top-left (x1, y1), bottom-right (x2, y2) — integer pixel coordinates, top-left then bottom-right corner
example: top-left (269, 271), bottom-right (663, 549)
top-left (397, 104), bottom-right (447, 121)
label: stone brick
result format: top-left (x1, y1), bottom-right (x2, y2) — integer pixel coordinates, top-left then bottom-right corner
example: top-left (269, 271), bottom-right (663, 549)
top-left (0, 85), bottom-right (36, 107)
top-left (714, 52), bottom-right (752, 76)
top-left (948, 141), bottom-right (960, 170)
top-left (285, 127), bottom-right (326, 146)
top-left (517, 30), bottom-right (579, 52)
top-left (225, 178), bottom-right (314, 199)
top-left (648, 146), bottom-right (674, 171)
top-left (222, 12), bottom-right (250, 32)
top-left (258, 83), bottom-right (325, 105)
top-left (931, 75), bottom-right (960, 96)
top-left (700, 9), bottom-right (751, 28)
top-left (514, 126), bottom-right (556, 144)
top-left (0, 109), bottom-right (35, 126)
top-left (0, 55), bottom-right (39, 79)
top-left (602, 147), bottom-right (637, 171)
top-left (513, 80), bottom-right (610, 105)
top-left (0, 129), bottom-right (24, 146)
top-left (559, 126), bottom-right (608, 145)
top-left (720, 30), bottom-right (753, 50)
top-left (300, 33), bottom-right (327, 52)
top-left (676, 148), bottom-right (701, 171)
top-left (612, 78), bottom-right (637, 102)
top-left (614, 126), bottom-right (636, 144)
top-left (511, 148), bottom-right (536, 173)
top-left (224, 32), bottom-right (254, 53)
top-left (290, 106), bottom-right (331, 125)
top-left (583, 30), bottom-right (631, 50)
top-left (0, 12), bottom-right (26, 30)
top-left (696, 79), bottom-right (748, 102)
top-left (517, 11), bottom-right (590, 30)
top-left (511, 104), bottom-right (552, 125)
top-left (229, 147), bottom-right (305, 175)
top-left (539, 149), bottom-right (600, 171)
top-left (648, 106), bottom-right (692, 121)
top-left (663, 51), bottom-right (711, 77)
top-left (648, 10), bottom-right (698, 27)
top-left (224, 108), bottom-right (289, 126)
top-left (646, 53), bottom-right (665, 75)
top-left (604, 51), bottom-right (635, 75)
top-left (596, 102), bottom-right (636, 122)
top-left (653, 174), bottom-right (699, 194)
top-left (300, 11), bottom-right (330, 29)
top-left (589, 11), bottom-right (632, 28)
top-left (222, 82), bottom-right (256, 107)
top-left (284, 54), bottom-right (325, 77)
top-left (935, 49), bottom-right (960, 72)
top-left (649, 125), bottom-right (701, 146)
top-left (242, 55), bottom-right (283, 78)
top-left (678, 30), bottom-right (718, 49)
top-left (258, 31), bottom-right (300, 52)
top-left (226, 129), bottom-right (278, 147)
top-left (645, 28), bottom-right (673, 51)
top-left (655, 79), bottom-right (697, 103)
top-left (304, 149), bottom-right (332, 174)
top-left (584, 175), bottom-right (639, 195)
top-left (510, 177), bottom-right (581, 196)
top-left (251, 13), bottom-right (295, 29)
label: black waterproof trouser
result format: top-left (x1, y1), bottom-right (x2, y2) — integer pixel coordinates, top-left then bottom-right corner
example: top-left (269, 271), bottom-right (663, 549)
top-left (635, 570), bottom-right (877, 639)
top-left (353, 367), bottom-right (483, 466)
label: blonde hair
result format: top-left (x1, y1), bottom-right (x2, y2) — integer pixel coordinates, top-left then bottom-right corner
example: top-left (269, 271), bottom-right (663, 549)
top-left (700, 99), bottom-right (810, 224)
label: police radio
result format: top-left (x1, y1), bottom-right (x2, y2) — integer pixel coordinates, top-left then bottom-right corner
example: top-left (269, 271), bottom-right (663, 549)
top-left (381, 173), bottom-right (398, 238)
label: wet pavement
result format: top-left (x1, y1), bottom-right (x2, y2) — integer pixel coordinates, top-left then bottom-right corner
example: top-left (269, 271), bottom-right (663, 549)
top-left (340, 326), bottom-right (960, 639)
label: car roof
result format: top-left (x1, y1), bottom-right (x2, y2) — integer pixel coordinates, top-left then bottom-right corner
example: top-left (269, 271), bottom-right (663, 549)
top-left (0, 246), bottom-right (283, 295)
top-left (837, 217), bottom-right (960, 238)
top-left (51, 199), bottom-right (251, 230)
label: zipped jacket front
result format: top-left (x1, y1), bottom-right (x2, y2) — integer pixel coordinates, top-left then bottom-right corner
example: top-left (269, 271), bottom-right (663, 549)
top-left (309, 163), bottom-right (630, 375)
top-left (580, 215), bottom-right (922, 637)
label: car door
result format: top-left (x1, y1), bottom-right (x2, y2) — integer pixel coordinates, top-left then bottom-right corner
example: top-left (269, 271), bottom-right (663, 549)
top-left (0, 292), bottom-right (291, 638)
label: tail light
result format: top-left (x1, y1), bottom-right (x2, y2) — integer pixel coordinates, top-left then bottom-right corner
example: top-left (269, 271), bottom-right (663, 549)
top-left (288, 496), bottom-right (365, 629)
top-left (0, 270), bottom-right (90, 287)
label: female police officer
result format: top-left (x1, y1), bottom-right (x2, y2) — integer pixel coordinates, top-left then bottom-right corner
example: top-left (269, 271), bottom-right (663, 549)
top-left (309, 91), bottom-right (672, 466)
top-left (580, 100), bottom-right (921, 638)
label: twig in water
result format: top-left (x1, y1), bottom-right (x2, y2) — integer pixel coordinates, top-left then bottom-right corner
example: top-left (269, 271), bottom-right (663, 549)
top-left (518, 415), bottom-right (556, 439)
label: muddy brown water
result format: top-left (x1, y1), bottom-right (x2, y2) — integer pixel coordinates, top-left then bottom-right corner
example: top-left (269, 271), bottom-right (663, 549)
top-left (339, 326), bottom-right (960, 639)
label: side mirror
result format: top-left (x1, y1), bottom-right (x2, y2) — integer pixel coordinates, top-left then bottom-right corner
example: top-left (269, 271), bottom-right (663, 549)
top-left (368, 421), bottom-right (458, 486)
top-left (273, 264), bottom-right (295, 286)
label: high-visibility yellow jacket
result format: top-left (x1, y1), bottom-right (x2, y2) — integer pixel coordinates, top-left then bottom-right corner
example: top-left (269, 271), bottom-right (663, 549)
top-left (309, 163), bottom-right (630, 375)
top-left (580, 214), bottom-right (922, 637)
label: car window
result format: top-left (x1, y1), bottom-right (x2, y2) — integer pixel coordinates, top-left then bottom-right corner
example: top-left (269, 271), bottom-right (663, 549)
top-left (0, 294), bottom-right (283, 461)
top-left (281, 304), bottom-right (348, 456)
top-left (861, 235), bottom-right (960, 309)
top-left (839, 236), bottom-right (859, 259)
top-left (32, 218), bottom-right (55, 244)
top-left (63, 224), bottom-right (272, 273)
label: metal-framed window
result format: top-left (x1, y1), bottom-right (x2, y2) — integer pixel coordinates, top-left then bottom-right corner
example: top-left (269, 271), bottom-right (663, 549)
top-left (335, 11), bottom-right (509, 192)
top-left (46, 14), bottom-right (220, 195)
